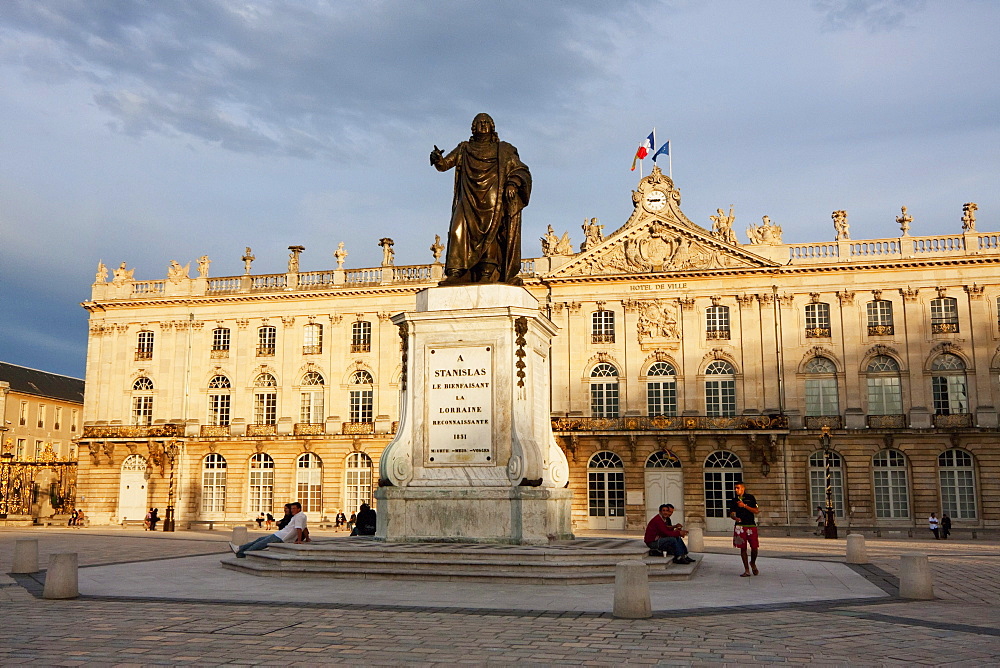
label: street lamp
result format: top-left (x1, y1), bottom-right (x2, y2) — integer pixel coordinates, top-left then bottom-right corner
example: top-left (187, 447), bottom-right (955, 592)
top-left (162, 442), bottom-right (180, 532)
top-left (820, 426), bottom-right (838, 539)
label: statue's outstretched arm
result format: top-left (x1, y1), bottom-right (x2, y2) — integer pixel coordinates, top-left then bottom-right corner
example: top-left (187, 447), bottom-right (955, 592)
top-left (431, 144), bottom-right (460, 171)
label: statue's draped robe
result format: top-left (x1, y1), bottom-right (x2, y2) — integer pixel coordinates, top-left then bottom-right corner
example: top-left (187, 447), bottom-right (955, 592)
top-left (435, 138), bottom-right (531, 284)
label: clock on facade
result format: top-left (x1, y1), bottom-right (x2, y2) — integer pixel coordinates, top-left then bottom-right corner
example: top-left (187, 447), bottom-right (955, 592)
top-left (645, 190), bottom-right (667, 211)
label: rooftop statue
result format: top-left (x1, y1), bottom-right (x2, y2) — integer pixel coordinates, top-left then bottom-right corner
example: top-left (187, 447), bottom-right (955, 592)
top-left (431, 113), bottom-right (531, 285)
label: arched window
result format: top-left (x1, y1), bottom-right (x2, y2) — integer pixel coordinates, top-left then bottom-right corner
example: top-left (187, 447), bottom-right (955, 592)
top-left (591, 310), bottom-right (615, 344)
top-left (300, 372), bottom-right (325, 424)
top-left (645, 450), bottom-right (681, 468)
top-left (808, 450), bottom-right (844, 517)
top-left (646, 362), bottom-right (677, 417)
top-left (930, 296), bottom-right (959, 334)
top-left (590, 363), bottom-right (620, 418)
top-left (704, 360), bottom-right (735, 417)
top-left (587, 451), bottom-right (625, 524)
top-left (253, 373), bottom-right (278, 425)
top-left (201, 454), bottom-right (227, 513)
top-left (805, 357), bottom-right (839, 416)
top-left (805, 302), bottom-right (831, 338)
top-left (939, 449), bottom-right (977, 519)
top-left (706, 305), bottom-right (730, 340)
top-left (866, 300), bottom-right (894, 336)
top-left (351, 321), bottom-right (372, 353)
top-left (136, 330), bottom-right (154, 360)
top-left (345, 452), bottom-right (373, 514)
top-left (131, 377), bottom-right (154, 426)
top-left (296, 453), bottom-right (323, 513)
top-left (873, 449), bottom-right (909, 519)
top-left (350, 370), bottom-right (374, 423)
top-left (704, 451), bottom-right (742, 522)
top-left (866, 355), bottom-right (902, 416)
top-left (931, 354), bottom-right (968, 415)
top-left (257, 325), bottom-right (277, 356)
top-left (303, 323), bottom-right (323, 355)
top-left (208, 375), bottom-right (231, 426)
top-left (248, 453), bottom-right (274, 513)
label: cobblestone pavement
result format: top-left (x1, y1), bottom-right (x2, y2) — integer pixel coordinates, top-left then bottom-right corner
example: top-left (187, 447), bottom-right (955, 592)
top-left (2, 528), bottom-right (1000, 665)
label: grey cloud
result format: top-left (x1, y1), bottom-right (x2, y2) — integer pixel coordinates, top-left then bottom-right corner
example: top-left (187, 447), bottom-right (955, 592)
top-left (813, 0), bottom-right (927, 32)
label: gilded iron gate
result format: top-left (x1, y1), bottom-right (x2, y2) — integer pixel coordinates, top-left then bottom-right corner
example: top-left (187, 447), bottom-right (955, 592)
top-left (0, 445), bottom-right (77, 517)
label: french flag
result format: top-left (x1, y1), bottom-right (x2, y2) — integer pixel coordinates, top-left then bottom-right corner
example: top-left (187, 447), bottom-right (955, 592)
top-left (631, 130), bottom-right (655, 171)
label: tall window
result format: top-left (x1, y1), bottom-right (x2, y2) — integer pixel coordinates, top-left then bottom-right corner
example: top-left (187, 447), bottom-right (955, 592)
top-left (873, 449), bottom-right (909, 519)
top-left (804, 357), bottom-right (839, 416)
top-left (349, 370), bottom-right (374, 423)
top-left (939, 449), bottom-right (977, 519)
top-left (131, 377), bottom-right (154, 426)
top-left (587, 451), bottom-right (625, 520)
top-left (351, 321), bottom-right (372, 353)
top-left (19, 401), bottom-right (27, 426)
top-left (590, 363), bottom-right (620, 418)
top-left (704, 360), bottom-right (736, 417)
top-left (296, 453), bottom-right (323, 513)
top-left (37, 404), bottom-right (46, 428)
top-left (931, 354), bottom-right (968, 415)
top-left (303, 323), bottom-right (323, 355)
top-left (71, 409), bottom-right (78, 432)
top-left (645, 361), bottom-right (677, 416)
top-left (253, 373), bottom-right (278, 425)
top-left (248, 453), bottom-right (274, 513)
top-left (704, 451), bottom-right (742, 519)
top-left (866, 355), bottom-right (902, 415)
top-left (257, 326), bottom-right (276, 356)
top-left (300, 371), bottom-right (325, 424)
top-left (212, 327), bottom-right (231, 358)
top-left (808, 450), bottom-right (844, 518)
top-left (136, 330), bottom-right (154, 360)
top-left (805, 303), bottom-right (831, 338)
top-left (345, 452), bottom-right (373, 514)
top-left (930, 297), bottom-right (959, 334)
top-left (201, 454), bottom-right (227, 513)
top-left (54, 407), bottom-right (62, 430)
top-left (705, 305), bottom-right (730, 340)
top-left (591, 310), bottom-right (615, 344)
top-left (208, 375), bottom-right (231, 426)
top-left (867, 300), bottom-right (894, 336)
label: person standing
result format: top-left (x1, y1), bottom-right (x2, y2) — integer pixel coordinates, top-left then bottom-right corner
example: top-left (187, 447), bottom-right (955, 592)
top-left (148, 508), bottom-right (159, 531)
top-left (814, 505), bottom-right (826, 536)
top-left (643, 504), bottom-right (694, 564)
top-left (941, 513), bottom-right (952, 539)
top-left (928, 513), bottom-right (940, 539)
top-left (729, 482), bottom-right (760, 577)
top-left (230, 502), bottom-right (308, 558)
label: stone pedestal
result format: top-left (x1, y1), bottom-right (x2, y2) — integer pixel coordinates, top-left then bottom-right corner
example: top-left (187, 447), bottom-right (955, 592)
top-left (899, 553), bottom-right (934, 599)
top-left (43, 553), bottom-right (79, 599)
top-left (613, 560), bottom-right (652, 619)
top-left (846, 534), bottom-right (868, 564)
top-left (232, 525), bottom-right (249, 545)
top-left (687, 527), bottom-right (704, 553)
top-left (376, 284), bottom-right (573, 545)
top-left (12, 539), bottom-right (39, 574)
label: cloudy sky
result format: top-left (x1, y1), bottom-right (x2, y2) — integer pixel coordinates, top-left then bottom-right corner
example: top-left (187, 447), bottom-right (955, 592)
top-left (2, 0), bottom-right (998, 379)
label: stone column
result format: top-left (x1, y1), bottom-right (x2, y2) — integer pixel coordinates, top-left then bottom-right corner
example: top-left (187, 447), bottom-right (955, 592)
top-left (613, 560), bottom-right (652, 619)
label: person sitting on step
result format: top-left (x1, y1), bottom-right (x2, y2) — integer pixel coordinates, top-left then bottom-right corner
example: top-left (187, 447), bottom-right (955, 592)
top-left (643, 503), bottom-right (695, 564)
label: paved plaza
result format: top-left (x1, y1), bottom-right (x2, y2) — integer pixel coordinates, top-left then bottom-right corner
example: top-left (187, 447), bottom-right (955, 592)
top-left (2, 528), bottom-right (1000, 665)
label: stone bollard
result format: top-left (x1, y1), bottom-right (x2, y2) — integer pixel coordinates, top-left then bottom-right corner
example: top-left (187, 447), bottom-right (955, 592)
top-left (613, 560), bottom-right (652, 619)
top-left (42, 553), bottom-right (79, 600)
top-left (687, 527), bottom-right (704, 553)
top-left (898, 553), bottom-right (934, 600)
top-left (846, 534), bottom-right (868, 564)
top-left (231, 525), bottom-right (249, 545)
top-left (12, 539), bottom-right (39, 574)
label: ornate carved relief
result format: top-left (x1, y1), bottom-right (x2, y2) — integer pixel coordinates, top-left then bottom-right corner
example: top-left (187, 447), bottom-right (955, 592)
top-left (377, 312), bottom-right (392, 322)
top-left (836, 291), bottom-right (855, 305)
top-left (900, 287), bottom-right (919, 302)
top-left (236, 318), bottom-right (249, 329)
top-left (626, 299), bottom-right (680, 344)
top-left (679, 297), bottom-right (696, 311)
top-left (964, 284), bottom-right (985, 299)
top-left (736, 294), bottom-right (755, 308)
top-left (514, 317), bottom-right (528, 391)
top-left (777, 294), bottom-right (794, 308)
top-left (329, 314), bottom-right (343, 324)
top-left (757, 293), bottom-right (774, 307)
top-left (281, 316), bottom-right (295, 328)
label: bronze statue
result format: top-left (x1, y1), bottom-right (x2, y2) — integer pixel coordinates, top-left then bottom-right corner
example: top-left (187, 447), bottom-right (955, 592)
top-left (431, 113), bottom-right (531, 285)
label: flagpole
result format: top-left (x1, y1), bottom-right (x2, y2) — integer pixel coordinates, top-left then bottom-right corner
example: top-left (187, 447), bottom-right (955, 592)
top-left (668, 142), bottom-right (672, 180)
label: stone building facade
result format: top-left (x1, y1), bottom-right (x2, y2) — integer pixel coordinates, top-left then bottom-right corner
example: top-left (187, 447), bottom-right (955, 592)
top-left (76, 169), bottom-right (1000, 534)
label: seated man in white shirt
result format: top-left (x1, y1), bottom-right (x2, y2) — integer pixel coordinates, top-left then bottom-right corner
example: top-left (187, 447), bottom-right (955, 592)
top-left (230, 502), bottom-right (308, 558)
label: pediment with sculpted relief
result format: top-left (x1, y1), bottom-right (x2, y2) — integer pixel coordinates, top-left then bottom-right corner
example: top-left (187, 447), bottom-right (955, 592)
top-left (546, 166), bottom-right (779, 278)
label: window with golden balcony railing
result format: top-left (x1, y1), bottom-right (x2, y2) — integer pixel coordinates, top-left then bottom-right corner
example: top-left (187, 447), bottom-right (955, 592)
top-left (82, 424), bottom-right (184, 438)
top-left (210, 349), bottom-right (229, 358)
top-left (134, 350), bottom-right (153, 360)
top-left (342, 421), bottom-right (375, 435)
top-left (246, 424), bottom-right (277, 436)
top-left (804, 415), bottom-right (843, 430)
top-left (294, 423), bottom-right (325, 436)
top-left (350, 343), bottom-right (371, 353)
top-left (551, 414), bottom-right (787, 432)
top-left (256, 346), bottom-right (276, 357)
top-left (706, 329), bottom-right (730, 340)
top-left (933, 413), bottom-right (972, 428)
top-left (866, 414), bottom-right (906, 429)
top-left (867, 325), bottom-right (894, 336)
top-left (200, 425), bottom-right (231, 438)
top-left (805, 327), bottom-right (831, 338)
top-left (931, 322), bottom-right (959, 334)
top-left (591, 333), bottom-right (615, 344)
top-left (302, 345), bottom-right (322, 355)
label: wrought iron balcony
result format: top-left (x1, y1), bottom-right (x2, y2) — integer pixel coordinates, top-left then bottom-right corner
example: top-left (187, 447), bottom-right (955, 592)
top-left (804, 415), bottom-right (843, 430)
top-left (705, 329), bottom-right (730, 340)
top-left (200, 425), bottom-right (231, 438)
top-left (210, 348), bottom-right (229, 358)
top-left (591, 333), bottom-right (615, 344)
top-left (294, 422), bottom-right (325, 436)
top-left (867, 324), bottom-right (894, 336)
top-left (81, 424), bottom-right (183, 438)
top-left (134, 349), bottom-right (153, 360)
top-left (866, 414), bottom-right (906, 429)
top-left (246, 424), bottom-right (277, 436)
top-left (931, 322), bottom-right (959, 334)
top-left (933, 413), bottom-right (973, 428)
top-left (805, 327), bottom-right (832, 338)
top-left (551, 414), bottom-right (788, 432)
top-left (342, 421), bottom-right (375, 435)
top-left (302, 345), bottom-right (322, 355)
top-left (350, 343), bottom-right (372, 353)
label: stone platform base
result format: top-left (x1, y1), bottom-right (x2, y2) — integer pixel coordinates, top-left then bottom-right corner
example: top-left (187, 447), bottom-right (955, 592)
top-left (220, 537), bottom-right (700, 585)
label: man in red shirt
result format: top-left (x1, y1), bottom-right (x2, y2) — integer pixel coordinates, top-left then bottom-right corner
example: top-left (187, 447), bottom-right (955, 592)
top-left (644, 504), bottom-right (695, 564)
